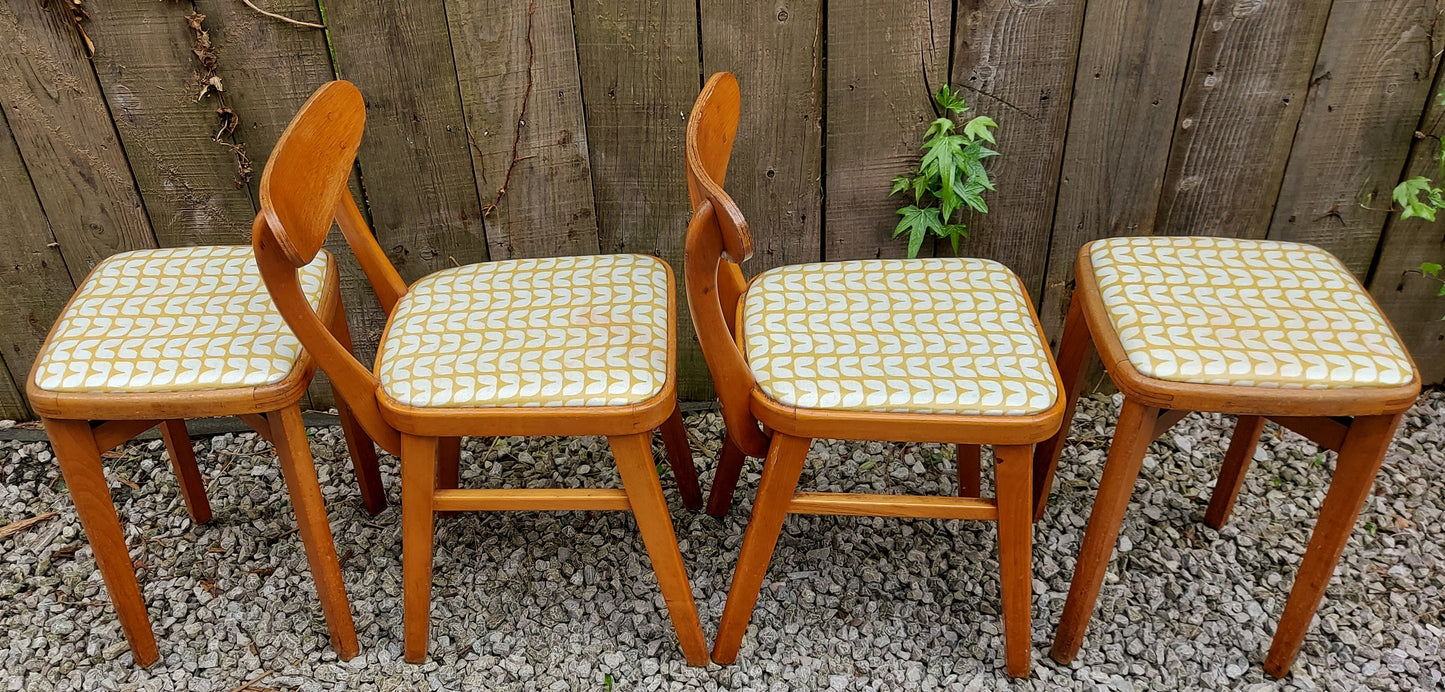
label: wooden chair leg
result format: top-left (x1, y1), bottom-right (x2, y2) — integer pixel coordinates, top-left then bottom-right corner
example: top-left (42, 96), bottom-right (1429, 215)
top-left (266, 406), bottom-right (359, 661)
top-left (958, 444), bottom-right (982, 497)
top-left (1033, 290), bottom-right (1095, 521)
top-left (400, 433), bottom-right (438, 663)
top-left (328, 300), bottom-right (386, 515)
top-left (705, 436), bottom-right (747, 517)
top-left (712, 433), bottom-right (812, 664)
top-left (609, 431), bottom-right (710, 666)
top-left (436, 437), bottom-right (461, 519)
top-left (1264, 414), bottom-right (1402, 678)
top-left (159, 419), bottom-right (211, 524)
top-left (995, 444), bottom-right (1034, 678)
top-left (1204, 414), bottom-right (1266, 529)
top-left (44, 417), bottom-right (160, 666)
top-left (1051, 399), bottom-right (1159, 664)
top-left (659, 403), bottom-right (704, 510)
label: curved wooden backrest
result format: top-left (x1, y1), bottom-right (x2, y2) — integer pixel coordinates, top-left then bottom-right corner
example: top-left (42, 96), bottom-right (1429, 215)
top-left (252, 80), bottom-right (403, 454)
top-left (684, 73), bottom-right (770, 457)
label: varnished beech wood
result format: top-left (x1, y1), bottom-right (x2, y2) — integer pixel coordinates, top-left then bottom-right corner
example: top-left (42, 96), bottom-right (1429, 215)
top-left (789, 493), bottom-right (997, 520)
top-left (661, 404), bottom-right (705, 510)
top-left (327, 298), bottom-right (386, 516)
top-left (255, 81), bottom-right (708, 666)
top-left (1033, 289), bottom-right (1094, 522)
top-left (1204, 415), bottom-right (1266, 529)
top-left (1268, 415), bottom-right (1350, 453)
top-left (958, 444), bottom-right (982, 498)
top-left (160, 420), bottom-right (211, 524)
top-left (237, 414), bottom-right (276, 444)
top-left (1152, 409), bottom-right (1191, 439)
top-left (92, 420), bottom-right (160, 451)
top-left (689, 73), bottom-right (1061, 677)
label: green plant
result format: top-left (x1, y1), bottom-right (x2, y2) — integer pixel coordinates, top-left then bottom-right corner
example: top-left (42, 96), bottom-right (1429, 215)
top-left (1389, 93), bottom-right (1445, 311)
top-left (889, 86), bottom-right (999, 258)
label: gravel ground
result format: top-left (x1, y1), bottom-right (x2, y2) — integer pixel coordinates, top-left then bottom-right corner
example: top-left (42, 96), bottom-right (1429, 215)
top-left (2, 391), bottom-right (1443, 691)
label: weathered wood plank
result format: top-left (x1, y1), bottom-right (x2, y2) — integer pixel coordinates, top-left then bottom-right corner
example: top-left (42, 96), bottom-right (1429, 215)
top-left (1267, 0), bottom-right (1438, 275)
top-left (0, 0), bottom-right (156, 273)
top-left (700, 0), bottom-right (823, 271)
top-left (1039, 0), bottom-right (1199, 344)
top-left (1156, 0), bottom-right (1333, 239)
top-left (321, 1), bottom-right (489, 281)
top-left (824, 0), bottom-right (951, 261)
top-left (446, 0), bottom-right (600, 260)
top-left (950, 0), bottom-right (1086, 296)
top-left (573, 0), bottom-right (705, 397)
top-left (0, 104), bottom-right (73, 417)
top-left (1368, 64), bottom-right (1445, 385)
top-left (0, 363), bottom-right (27, 421)
top-left (84, 1), bottom-right (256, 247)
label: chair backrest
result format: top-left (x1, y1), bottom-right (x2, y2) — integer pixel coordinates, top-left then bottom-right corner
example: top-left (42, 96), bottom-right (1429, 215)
top-left (684, 73), bottom-right (770, 457)
top-left (251, 80), bottom-right (405, 454)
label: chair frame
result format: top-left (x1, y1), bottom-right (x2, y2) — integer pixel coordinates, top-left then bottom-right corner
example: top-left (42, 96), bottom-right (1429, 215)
top-left (1034, 245), bottom-right (1421, 678)
top-left (27, 249), bottom-right (386, 667)
top-left (685, 72), bottom-right (1065, 678)
top-left (250, 80), bottom-right (708, 666)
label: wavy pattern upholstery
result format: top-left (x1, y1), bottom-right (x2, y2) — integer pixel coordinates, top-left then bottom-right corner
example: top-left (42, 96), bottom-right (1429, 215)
top-left (741, 258), bottom-right (1058, 416)
top-left (1089, 236), bottom-right (1413, 388)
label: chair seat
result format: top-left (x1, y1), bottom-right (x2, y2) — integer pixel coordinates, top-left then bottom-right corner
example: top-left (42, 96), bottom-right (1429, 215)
top-left (1087, 236), bottom-right (1414, 389)
top-left (375, 254), bottom-right (670, 408)
top-left (32, 246), bottom-right (330, 394)
top-left (741, 258), bottom-right (1059, 416)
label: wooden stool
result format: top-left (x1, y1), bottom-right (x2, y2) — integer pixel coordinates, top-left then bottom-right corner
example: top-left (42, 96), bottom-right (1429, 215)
top-left (1034, 236), bottom-right (1420, 677)
top-left (27, 245), bottom-right (385, 666)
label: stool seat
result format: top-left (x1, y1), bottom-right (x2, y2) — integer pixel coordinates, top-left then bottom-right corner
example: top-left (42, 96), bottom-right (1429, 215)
top-left (32, 246), bottom-right (330, 394)
top-left (1088, 236), bottom-right (1413, 389)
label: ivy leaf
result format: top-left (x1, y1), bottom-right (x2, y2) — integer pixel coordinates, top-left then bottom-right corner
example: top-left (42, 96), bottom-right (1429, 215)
top-left (924, 117), bottom-right (955, 143)
top-left (1393, 176), bottom-right (1439, 222)
top-left (890, 175), bottom-right (912, 196)
top-left (942, 224), bottom-right (969, 254)
top-left (894, 205), bottom-right (943, 259)
top-left (1424, 262), bottom-right (1443, 278)
top-left (934, 85), bottom-right (969, 116)
top-left (962, 115), bottom-right (998, 144)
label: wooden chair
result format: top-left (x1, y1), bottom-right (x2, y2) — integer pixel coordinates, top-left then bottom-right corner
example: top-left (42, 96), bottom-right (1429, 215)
top-left (1033, 236), bottom-right (1421, 677)
top-left (684, 72), bottom-right (1066, 677)
top-left (27, 249), bottom-right (385, 664)
top-left (249, 80), bottom-right (709, 665)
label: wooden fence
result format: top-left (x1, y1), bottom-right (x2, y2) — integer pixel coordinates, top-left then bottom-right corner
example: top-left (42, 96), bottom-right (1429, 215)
top-left (0, 0), bottom-right (1442, 419)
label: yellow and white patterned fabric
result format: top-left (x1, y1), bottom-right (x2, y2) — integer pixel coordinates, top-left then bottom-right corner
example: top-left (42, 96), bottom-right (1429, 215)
top-left (375, 254), bottom-right (670, 408)
top-left (1088, 236), bottom-right (1414, 388)
top-left (741, 258), bottom-right (1058, 416)
top-left (33, 246), bottom-right (330, 394)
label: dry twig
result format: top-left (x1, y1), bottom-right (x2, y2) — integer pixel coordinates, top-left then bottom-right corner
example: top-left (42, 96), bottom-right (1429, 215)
top-left (238, 0), bottom-right (324, 29)
top-left (482, 0), bottom-right (538, 216)
top-left (0, 512), bottom-right (58, 539)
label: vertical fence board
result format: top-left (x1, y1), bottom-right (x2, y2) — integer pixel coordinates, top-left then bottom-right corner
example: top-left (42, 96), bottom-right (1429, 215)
top-left (950, 0), bottom-right (1086, 295)
top-left (1039, 0), bottom-right (1199, 343)
top-left (1157, 0), bottom-right (1333, 240)
top-left (0, 1), bottom-right (156, 273)
top-left (573, 0), bottom-right (705, 397)
top-left (322, 2), bottom-right (489, 281)
top-left (824, 0), bottom-right (951, 261)
top-left (1267, 0), bottom-right (1438, 276)
top-left (447, 0), bottom-right (600, 260)
top-left (84, 1), bottom-right (256, 247)
top-left (700, 0), bottom-right (824, 271)
top-left (0, 104), bottom-right (73, 417)
top-left (0, 364), bottom-right (25, 421)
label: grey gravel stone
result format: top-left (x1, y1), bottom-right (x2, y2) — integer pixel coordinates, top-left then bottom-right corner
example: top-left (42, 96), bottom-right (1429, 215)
top-left (2, 393), bottom-right (1443, 690)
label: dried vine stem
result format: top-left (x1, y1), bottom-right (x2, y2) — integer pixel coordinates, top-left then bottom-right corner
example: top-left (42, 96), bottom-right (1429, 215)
top-left (238, 0), bottom-right (324, 29)
top-left (185, 11), bottom-right (253, 186)
top-left (483, 0), bottom-right (538, 216)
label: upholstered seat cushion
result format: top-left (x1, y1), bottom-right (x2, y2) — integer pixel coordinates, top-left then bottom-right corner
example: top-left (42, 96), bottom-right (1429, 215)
top-left (741, 258), bottom-right (1059, 416)
top-left (33, 246), bottom-right (330, 394)
top-left (375, 254), bottom-right (670, 408)
top-left (1087, 236), bottom-right (1414, 388)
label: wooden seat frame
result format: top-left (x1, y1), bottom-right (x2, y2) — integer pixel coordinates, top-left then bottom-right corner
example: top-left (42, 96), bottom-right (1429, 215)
top-left (28, 253), bottom-right (386, 666)
top-left (1033, 245), bottom-right (1422, 678)
top-left (685, 73), bottom-right (1065, 678)
top-left (250, 81), bottom-right (708, 666)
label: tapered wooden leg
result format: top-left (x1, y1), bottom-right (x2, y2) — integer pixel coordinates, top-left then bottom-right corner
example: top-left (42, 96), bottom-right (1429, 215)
top-left (1204, 415), bottom-right (1266, 529)
top-left (267, 406), bottom-right (358, 661)
top-left (659, 404), bottom-right (704, 510)
top-left (45, 417), bottom-right (159, 666)
top-left (400, 433), bottom-right (438, 663)
top-left (705, 437), bottom-right (748, 517)
top-left (436, 437), bottom-right (461, 519)
top-left (1033, 291), bottom-right (1095, 521)
top-left (1264, 414), bottom-right (1402, 678)
top-left (609, 432), bottom-right (709, 666)
top-left (328, 300), bottom-right (386, 515)
top-left (995, 444), bottom-right (1034, 678)
top-left (712, 433), bottom-right (812, 664)
top-left (1051, 399), bottom-right (1159, 664)
top-left (160, 419), bottom-right (211, 524)
top-left (958, 444), bottom-right (982, 497)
